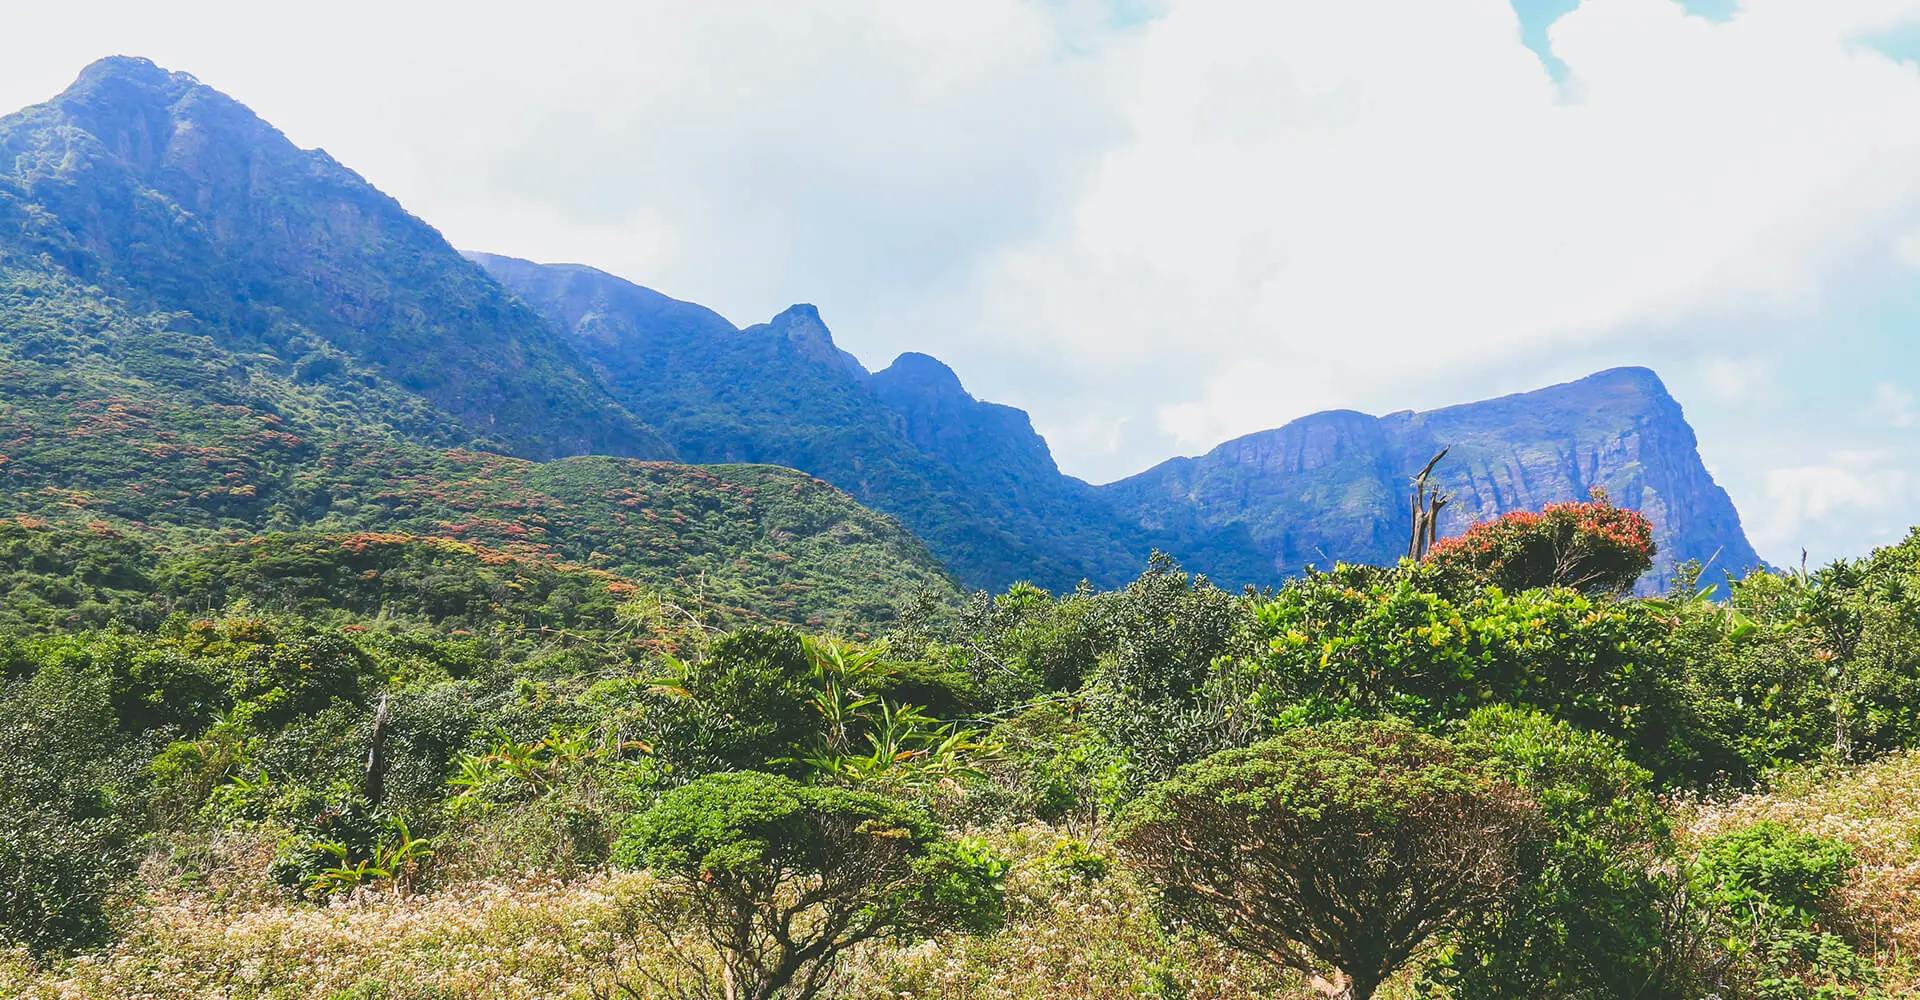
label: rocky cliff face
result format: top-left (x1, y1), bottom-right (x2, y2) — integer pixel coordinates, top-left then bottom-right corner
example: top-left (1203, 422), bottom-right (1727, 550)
top-left (1102, 368), bottom-right (1763, 590)
top-left (868, 352), bottom-right (1066, 490)
top-left (3, 56), bottom-right (1769, 599)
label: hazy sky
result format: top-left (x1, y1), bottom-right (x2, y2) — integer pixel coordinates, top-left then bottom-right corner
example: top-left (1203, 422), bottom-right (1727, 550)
top-left (3, 0), bottom-right (1917, 566)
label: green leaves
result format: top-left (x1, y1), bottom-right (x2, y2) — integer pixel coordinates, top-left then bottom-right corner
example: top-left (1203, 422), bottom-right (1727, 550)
top-left (1228, 568), bottom-right (1704, 782)
top-left (1689, 822), bottom-right (1879, 999)
top-left (1694, 822), bottom-right (1855, 918)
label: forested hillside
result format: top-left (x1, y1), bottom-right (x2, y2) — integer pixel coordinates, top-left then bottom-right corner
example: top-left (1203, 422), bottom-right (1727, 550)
top-left (0, 56), bottom-right (665, 461)
top-left (470, 253), bottom-right (1200, 590)
top-left (0, 59), bottom-right (955, 629)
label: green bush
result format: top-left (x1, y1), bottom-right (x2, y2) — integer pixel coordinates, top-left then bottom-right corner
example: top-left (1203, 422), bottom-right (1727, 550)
top-left (1426, 706), bottom-right (1682, 998)
top-left (653, 627), bottom-right (816, 775)
top-left (1694, 821), bottom-right (1854, 917)
top-left (973, 699), bottom-right (1122, 830)
top-left (1085, 554), bottom-right (1250, 791)
top-left (1691, 822), bottom-right (1880, 1000)
top-left (1681, 550), bottom-right (1920, 777)
top-left (0, 805), bottom-right (131, 955)
top-left (0, 665), bottom-right (138, 954)
top-left (1220, 565), bottom-right (1716, 783)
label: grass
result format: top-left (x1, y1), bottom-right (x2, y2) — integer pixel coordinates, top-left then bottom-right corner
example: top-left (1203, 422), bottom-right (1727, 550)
top-left (0, 825), bottom-right (1363, 1000)
top-left (1680, 749), bottom-right (1920, 992)
top-left (42, 748), bottom-right (1920, 1000)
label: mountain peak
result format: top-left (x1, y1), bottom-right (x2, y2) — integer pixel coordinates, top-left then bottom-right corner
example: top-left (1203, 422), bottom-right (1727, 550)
top-left (1107, 365), bottom-right (1759, 591)
top-left (875, 352), bottom-right (965, 395)
top-left (71, 55), bottom-right (190, 88)
top-left (1572, 365), bottom-right (1674, 399)
top-left (0, 57), bottom-right (672, 463)
top-left (1591, 364), bottom-right (1663, 384)
top-left (766, 303), bottom-right (865, 375)
top-left (774, 302), bottom-right (822, 323)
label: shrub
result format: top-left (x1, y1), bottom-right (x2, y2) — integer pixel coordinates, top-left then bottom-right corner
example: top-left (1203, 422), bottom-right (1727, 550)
top-left (1085, 554), bottom-right (1250, 791)
top-left (0, 805), bottom-right (131, 955)
top-left (651, 627), bottom-right (816, 775)
top-left (1114, 718), bottom-right (1541, 1000)
top-left (1427, 492), bottom-right (1655, 596)
top-left (267, 789), bottom-right (387, 898)
top-left (1426, 706), bottom-right (1683, 998)
top-left (613, 770), bottom-right (1006, 1000)
top-left (1222, 568), bottom-right (1713, 782)
top-left (1683, 555), bottom-right (1920, 776)
top-left (972, 699), bottom-right (1123, 832)
top-left (1036, 836), bottom-right (1110, 887)
top-left (1690, 822), bottom-right (1880, 999)
top-left (1694, 821), bottom-right (1854, 918)
top-left (0, 665), bottom-right (138, 954)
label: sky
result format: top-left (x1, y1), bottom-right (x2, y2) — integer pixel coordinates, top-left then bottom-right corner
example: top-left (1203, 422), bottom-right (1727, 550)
top-left (1, 0), bottom-right (1917, 567)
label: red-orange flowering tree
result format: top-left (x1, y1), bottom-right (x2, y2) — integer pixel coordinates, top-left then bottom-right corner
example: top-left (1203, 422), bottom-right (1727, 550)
top-left (1427, 490), bottom-right (1655, 596)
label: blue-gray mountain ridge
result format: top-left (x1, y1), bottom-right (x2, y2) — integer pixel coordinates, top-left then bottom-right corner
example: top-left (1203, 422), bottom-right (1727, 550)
top-left (473, 253), bottom-right (1763, 593)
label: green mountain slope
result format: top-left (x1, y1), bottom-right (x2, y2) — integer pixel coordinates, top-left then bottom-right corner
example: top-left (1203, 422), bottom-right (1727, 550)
top-left (0, 56), bottom-right (1762, 607)
top-left (0, 60), bottom-right (957, 628)
top-left (0, 56), bottom-right (667, 462)
top-left (477, 255), bottom-right (1756, 593)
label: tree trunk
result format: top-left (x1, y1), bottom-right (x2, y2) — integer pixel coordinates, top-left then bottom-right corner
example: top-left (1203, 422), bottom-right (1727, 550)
top-left (363, 692), bottom-right (392, 804)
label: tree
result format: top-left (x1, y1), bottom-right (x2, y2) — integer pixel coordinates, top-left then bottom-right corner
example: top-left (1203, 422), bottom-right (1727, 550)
top-left (1086, 552), bottom-right (1250, 791)
top-left (0, 664), bottom-right (138, 954)
top-left (1222, 565), bottom-right (1713, 783)
top-left (612, 771), bottom-right (1005, 1000)
top-left (650, 628), bottom-right (817, 775)
top-left (1426, 491), bottom-right (1655, 596)
top-left (1681, 539), bottom-right (1920, 776)
top-left (1113, 718), bottom-right (1540, 1000)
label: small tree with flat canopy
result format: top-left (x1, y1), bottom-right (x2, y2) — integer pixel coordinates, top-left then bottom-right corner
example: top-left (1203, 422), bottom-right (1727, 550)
top-left (613, 770), bottom-right (1004, 1000)
top-left (1114, 718), bottom-right (1541, 1000)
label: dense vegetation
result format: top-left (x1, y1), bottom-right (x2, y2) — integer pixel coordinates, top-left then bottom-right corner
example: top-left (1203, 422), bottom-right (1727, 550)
top-left (2, 492), bottom-right (1916, 998)
top-left (475, 254), bottom-right (1228, 593)
top-left (0, 58), bottom-right (957, 632)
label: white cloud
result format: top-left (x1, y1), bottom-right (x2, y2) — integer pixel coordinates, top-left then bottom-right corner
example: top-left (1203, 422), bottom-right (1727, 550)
top-left (1701, 357), bottom-right (1780, 403)
top-left (1870, 382), bottom-right (1919, 427)
top-left (1749, 451), bottom-right (1916, 557)
top-left (963, 0), bottom-right (1920, 480)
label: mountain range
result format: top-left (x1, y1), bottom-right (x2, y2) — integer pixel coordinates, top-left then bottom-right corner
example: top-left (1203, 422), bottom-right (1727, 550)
top-left (0, 56), bottom-right (1762, 619)
top-left (476, 253), bottom-right (1760, 592)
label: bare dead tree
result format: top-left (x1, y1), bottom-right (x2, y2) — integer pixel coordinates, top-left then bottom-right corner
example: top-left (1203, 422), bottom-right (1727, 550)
top-left (1408, 448), bottom-right (1453, 561)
